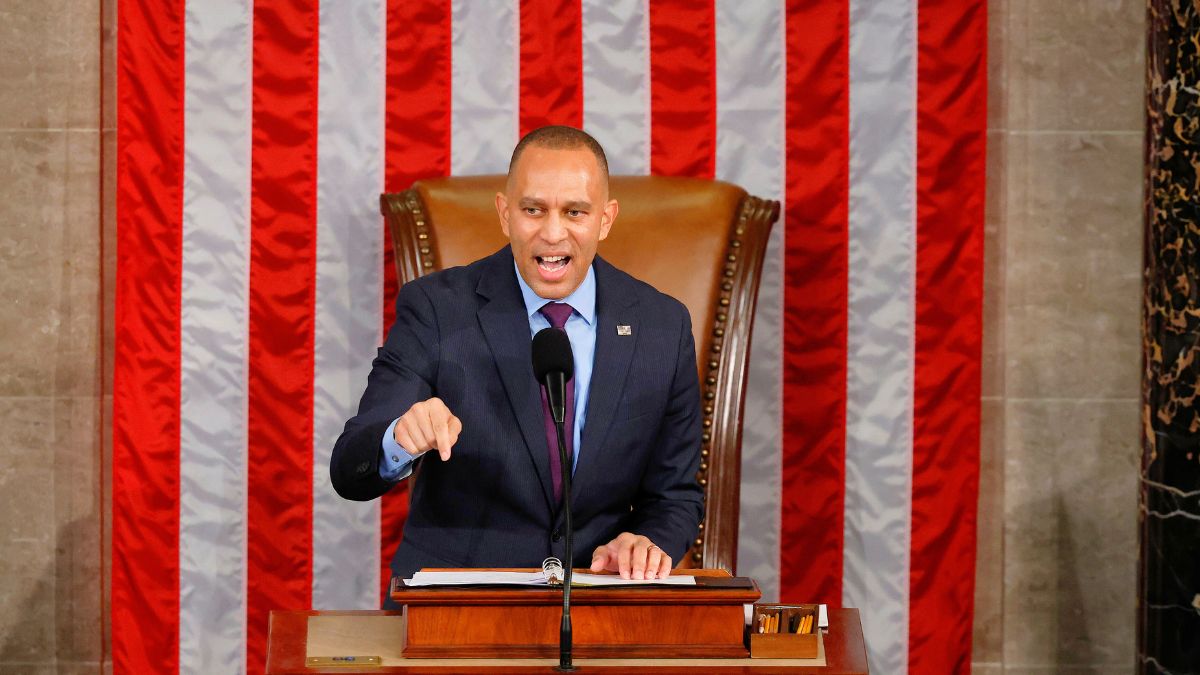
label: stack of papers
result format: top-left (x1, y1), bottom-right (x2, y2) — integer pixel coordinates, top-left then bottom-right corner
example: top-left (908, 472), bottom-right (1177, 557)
top-left (405, 570), bottom-right (698, 587)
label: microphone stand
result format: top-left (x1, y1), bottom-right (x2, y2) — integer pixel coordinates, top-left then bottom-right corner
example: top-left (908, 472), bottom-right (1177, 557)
top-left (553, 418), bottom-right (574, 672)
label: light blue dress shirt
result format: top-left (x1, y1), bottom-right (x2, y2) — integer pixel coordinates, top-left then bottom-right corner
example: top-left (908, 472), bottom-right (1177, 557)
top-left (380, 264), bottom-right (598, 481)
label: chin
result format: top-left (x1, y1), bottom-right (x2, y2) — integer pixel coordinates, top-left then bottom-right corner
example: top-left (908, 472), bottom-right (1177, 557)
top-left (534, 285), bottom-right (570, 301)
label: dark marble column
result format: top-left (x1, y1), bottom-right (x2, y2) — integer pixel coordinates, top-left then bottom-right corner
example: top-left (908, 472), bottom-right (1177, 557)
top-left (1139, 2), bottom-right (1200, 673)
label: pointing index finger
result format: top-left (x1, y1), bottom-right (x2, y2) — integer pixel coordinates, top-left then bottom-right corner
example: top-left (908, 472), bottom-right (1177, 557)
top-left (433, 413), bottom-right (452, 462)
top-left (429, 399), bottom-right (457, 461)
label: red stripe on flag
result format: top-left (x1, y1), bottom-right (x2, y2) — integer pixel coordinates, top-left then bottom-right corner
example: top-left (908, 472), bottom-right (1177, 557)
top-left (648, 0), bottom-right (715, 178)
top-left (780, 0), bottom-right (850, 606)
top-left (518, 0), bottom-right (583, 135)
top-left (112, 1), bottom-right (184, 671)
top-left (247, 1), bottom-right (319, 670)
top-left (910, 1), bottom-right (987, 671)
top-left (382, 0), bottom-right (452, 603)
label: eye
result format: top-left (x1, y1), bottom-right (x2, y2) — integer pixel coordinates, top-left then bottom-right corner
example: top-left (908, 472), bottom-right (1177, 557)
top-left (566, 209), bottom-right (584, 218)
top-left (523, 207), bottom-right (542, 216)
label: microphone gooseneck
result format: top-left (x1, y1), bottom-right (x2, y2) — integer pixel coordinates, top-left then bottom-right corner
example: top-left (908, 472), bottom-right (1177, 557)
top-left (531, 326), bottom-right (576, 672)
top-left (555, 419), bottom-right (574, 671)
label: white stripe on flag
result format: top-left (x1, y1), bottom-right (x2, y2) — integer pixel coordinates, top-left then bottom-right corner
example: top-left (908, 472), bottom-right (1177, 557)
top-left (581, 0), bottom-right (650, 175)
top-left (845, 0), bottom-right (917, 672)
top-left (451, 0), bottom-right (518, 174)
top-left (179, 1), bottom-right (252, 671)
top-left (714, 0), bottom-right (785, 601)
top-left (312, 0), bottom-right (386, 610)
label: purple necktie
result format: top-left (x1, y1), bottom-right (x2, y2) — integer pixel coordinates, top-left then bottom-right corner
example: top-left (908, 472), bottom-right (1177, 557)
top-left (538, 302), bottom-right (575, 503)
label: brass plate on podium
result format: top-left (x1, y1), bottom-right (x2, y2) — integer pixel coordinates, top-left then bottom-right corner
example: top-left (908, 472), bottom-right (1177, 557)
top-left (305, 655), bottom-right (382, 668)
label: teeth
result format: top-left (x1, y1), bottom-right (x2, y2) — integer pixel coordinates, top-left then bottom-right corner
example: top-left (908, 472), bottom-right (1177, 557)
top-left (538, 255), bottom-right (569, 272)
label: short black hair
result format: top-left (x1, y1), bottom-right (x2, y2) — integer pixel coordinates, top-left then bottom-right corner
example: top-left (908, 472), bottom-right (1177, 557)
top-left (507, 125), bottom-right (610, 180)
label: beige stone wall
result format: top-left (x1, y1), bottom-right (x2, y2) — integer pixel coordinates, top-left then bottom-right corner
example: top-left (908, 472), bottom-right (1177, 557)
top-left (0, 1), bottom-right (1145, 672)
top-left (974, 1), bottom-right (1144, 673)
top-left (0, 0), bottom-right (113, 672)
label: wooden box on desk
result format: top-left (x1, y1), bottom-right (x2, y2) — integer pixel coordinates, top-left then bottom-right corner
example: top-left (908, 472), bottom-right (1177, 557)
top-left (749, 603), bottom-right (820, 659)
top-left (390, 568), bottom-right (760, 659)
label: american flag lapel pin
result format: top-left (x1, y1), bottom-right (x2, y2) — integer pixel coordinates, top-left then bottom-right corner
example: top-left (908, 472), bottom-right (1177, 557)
top-left (616, 324), bottom-right (632, 336)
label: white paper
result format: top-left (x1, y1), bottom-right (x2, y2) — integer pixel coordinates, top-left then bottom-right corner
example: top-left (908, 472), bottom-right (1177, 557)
top-left (568, 573), bottom-right (696, 587)
top-left (405, 570), bottom-right (697, 588)
top-left (407, 571), bottom-right (548, 586)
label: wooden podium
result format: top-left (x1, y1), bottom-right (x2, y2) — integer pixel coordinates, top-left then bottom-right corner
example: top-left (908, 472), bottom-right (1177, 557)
top-left (265, 564), bottom-right (873, 667)
top-left (265, 611), bottom-right (870, 673)
top-left (394, 569), bottom-right (758, 658)
top-left (265, 569), bottom-right (872, 673)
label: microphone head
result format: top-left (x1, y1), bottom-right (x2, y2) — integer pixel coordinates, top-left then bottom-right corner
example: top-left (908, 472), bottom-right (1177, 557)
top-left (532, 327), bottom-right (574, 382)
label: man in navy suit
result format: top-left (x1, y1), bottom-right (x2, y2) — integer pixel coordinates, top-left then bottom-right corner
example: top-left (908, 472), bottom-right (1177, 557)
top-left (330, 126), bottom-right (703, 591)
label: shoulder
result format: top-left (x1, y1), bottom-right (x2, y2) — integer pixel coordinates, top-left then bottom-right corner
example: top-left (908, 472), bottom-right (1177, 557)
top-left (594, 256), bottom-right (691, 328)
top-left (403, 246), bottom-right (510, 304)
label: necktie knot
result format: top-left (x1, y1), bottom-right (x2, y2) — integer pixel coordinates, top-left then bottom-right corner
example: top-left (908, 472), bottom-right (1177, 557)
top-left (539, 302), bottom-right (574, 330)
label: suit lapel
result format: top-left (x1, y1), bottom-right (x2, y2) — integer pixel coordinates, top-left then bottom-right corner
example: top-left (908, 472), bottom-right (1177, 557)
top-left (476, 250), bottom-right (555, 513)
top-left (571, 258), bottom-right (638, 506)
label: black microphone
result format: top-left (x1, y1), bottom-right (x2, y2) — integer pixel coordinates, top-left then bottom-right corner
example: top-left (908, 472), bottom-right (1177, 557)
top-left (531, 326), bottom-right (575, 672)
top-left (532, 327), bottom-right (573, 422)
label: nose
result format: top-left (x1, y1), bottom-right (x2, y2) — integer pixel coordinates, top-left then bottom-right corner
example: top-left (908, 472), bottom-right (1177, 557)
top-left (538, 212), bottom-right (568, 245)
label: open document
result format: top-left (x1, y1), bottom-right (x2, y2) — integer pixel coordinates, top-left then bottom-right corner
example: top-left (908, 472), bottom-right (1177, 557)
top-left (405, 570), bottom-right (698, 588)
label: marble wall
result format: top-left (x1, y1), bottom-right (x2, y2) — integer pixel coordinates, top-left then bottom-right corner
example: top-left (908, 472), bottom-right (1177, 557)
top-left (0, 0), bottom-right (1148, 673)
top-left (1139, 1), bottom-right (1200, 671)
top-left (975, 1), bottom-right (1145, 673)
top-left (0, 0), bottom-right (114, 672)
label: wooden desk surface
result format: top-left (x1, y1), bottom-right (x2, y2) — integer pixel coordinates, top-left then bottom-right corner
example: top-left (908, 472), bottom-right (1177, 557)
top-left (266, 608), bottom-right (869, 674)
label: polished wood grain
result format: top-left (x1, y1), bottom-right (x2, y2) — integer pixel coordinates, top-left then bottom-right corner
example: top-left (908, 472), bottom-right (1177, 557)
top-left (266, 608), bottom-right (869, 673)
top-left (396, 569), bottom-right (757, 658)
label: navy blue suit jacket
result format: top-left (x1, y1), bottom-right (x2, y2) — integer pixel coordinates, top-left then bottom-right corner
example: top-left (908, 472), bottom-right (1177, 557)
top-left (330, 246), bottom-right (704, 583)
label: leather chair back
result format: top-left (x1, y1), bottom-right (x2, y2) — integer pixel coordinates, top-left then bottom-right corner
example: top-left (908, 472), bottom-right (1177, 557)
top-left (381, 175), bottom-right (779, 572)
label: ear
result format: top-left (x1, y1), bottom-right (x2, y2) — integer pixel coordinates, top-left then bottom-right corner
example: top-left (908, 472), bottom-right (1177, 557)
top-left (598, 198), bottom-right (618, 241)
top-left (495, 191), bottom-right (511, 238)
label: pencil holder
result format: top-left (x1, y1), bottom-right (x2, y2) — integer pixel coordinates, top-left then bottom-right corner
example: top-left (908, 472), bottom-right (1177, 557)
top-left (749, 603), bottom-right (820, 659)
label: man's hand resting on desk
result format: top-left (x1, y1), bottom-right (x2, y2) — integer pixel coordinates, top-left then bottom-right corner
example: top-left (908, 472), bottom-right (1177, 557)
top-left (590, 532), bottom-right (672, 580)
top-left (392, 397), bottom-right (462, 462)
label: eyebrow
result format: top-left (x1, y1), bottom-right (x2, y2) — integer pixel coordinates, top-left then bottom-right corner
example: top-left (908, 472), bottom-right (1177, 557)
top-left (517, 198), bottom-right (593, 211)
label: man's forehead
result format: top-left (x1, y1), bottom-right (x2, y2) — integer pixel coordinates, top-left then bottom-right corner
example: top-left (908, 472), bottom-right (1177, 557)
top-left (518, 195), bottom-right (593, 207)
top-left (511, 146), bottom-right (604, 179)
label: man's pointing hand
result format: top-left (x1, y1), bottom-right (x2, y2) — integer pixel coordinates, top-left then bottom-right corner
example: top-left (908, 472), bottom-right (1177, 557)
top-left (393, 397), bottom-right (462, 462)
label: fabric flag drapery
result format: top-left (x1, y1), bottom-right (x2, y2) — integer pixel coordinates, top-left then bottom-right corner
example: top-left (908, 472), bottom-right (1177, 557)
top-left (113, 1), bottom-right (986, 673)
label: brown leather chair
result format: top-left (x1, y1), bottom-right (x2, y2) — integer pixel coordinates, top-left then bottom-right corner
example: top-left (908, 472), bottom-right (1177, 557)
top-left (380, 176), bottom-right (779, 572)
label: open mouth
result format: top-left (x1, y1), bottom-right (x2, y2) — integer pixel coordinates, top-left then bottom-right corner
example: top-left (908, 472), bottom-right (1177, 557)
top-left (536, 255), bottom-right (571, 274)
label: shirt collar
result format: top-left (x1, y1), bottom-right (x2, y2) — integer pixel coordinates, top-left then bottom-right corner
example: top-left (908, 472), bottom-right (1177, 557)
top-left (513, 261), bottom-right (597, 326)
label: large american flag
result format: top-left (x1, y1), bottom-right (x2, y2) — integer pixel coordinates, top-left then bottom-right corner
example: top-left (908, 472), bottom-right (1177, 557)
top-left (113, 1), bottom-right (986, 672)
